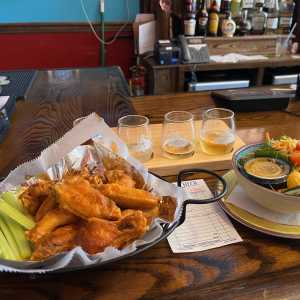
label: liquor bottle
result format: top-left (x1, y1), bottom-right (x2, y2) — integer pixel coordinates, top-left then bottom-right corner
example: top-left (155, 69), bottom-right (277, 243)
top-left (231, 0), bottom-right (242, 33)
top-left (241, 0), bottom-right (255, 9)
top-left (278, 0), bottom-right (295, 34)
top-left (222, 11), bottom-right (237, 36)
top-left (184, 1), bottom-right (197, 36)
top-left (238, 9), bottom-right (252, 35)
top-left (231, 0), bottom-right (242, 17)
top-left (265, 0), bottom-right (279, 34)
top-left (196, 0), bottom-right (209, 36)
top-left (255, 0), bottom-right (265, 6)
top-left (263, 0), bottom-right (273, 12)
top-left (219, 0), bottom-right (231, 35)
top-left (208, 0), bottom-right (220, 36)
top-left (251, 0), bottom-right (266, 34)
top-left (241, 0), bottom-right (255, 23)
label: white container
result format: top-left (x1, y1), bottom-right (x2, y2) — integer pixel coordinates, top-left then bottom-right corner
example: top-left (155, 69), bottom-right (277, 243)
top-left (232, 144), bottom-right (300, 213)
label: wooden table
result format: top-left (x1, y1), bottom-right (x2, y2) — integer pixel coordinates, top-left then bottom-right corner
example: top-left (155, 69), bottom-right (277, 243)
top-left (2, 68), bottom-right (300, 300)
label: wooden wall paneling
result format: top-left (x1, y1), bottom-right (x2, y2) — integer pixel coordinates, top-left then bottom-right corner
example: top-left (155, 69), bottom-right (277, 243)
top-left (0, 22), bottom-right (133, 34)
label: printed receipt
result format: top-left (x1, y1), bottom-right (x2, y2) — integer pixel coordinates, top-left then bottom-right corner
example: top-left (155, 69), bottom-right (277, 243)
top-left (168, 180), bottom-right (242, 253)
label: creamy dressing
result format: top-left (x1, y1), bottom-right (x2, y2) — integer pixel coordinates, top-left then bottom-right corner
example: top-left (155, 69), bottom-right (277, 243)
top-left (244, 157), bottom-right (287, 179)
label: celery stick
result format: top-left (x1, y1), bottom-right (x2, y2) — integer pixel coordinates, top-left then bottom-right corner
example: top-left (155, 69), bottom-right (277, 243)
top-left (0, 201), bottom-right (35, 230)
top-left (0, 216), bottom-right (21, 260)
top-left (2, 216), bottom-right (31, 260)
top-left (0, 229), bottom-right (15, 260)
top-left (0, 244), bottom-right (4, 259)
top-left (1, 191), bottom-right (24, 213)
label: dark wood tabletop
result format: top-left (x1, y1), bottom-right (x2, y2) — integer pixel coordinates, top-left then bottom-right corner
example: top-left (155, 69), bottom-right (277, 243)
top-left (2, 68), bottom-right (300, 300)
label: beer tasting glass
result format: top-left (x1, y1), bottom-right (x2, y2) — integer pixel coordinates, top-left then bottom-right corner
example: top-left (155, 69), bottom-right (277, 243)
top-left (200, 108), bottom-right (236, 155)
top-left (118, 115), bottom-right (153, 162)
top-left (161, 111), bottom-right (195, 159)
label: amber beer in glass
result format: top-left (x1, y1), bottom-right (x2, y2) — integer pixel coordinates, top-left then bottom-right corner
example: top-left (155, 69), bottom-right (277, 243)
top-left (200, 108), bottom-right (236, 155)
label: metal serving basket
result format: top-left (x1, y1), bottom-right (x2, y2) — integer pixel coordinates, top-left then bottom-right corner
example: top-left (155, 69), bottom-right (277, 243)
top-left (53, 168), bottom-right (226, 274)
top-left (0, 168), bottom-right (226, 275)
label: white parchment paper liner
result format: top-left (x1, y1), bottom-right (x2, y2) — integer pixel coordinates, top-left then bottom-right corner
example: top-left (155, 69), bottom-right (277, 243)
top-left (0, 113), bottom-right (184, 274)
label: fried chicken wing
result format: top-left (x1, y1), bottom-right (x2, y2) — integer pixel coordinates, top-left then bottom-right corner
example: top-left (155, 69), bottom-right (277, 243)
top-left (64, 167), bottom-right (103, 188)
top-left (99, 183), bottom-right (159, 209)
top-left (35, 190), bottom-right (57, 222)
top-left (55, 176), bottom-right (121, 220)
top-left (76, 210), bottom-right (148, 255)
top-left (20, 180), bottom-right (53, 215)
top-left (76, 218), bottom-right (121, 254)
top-left (31, 224), bottom-right (78, 261)
top-left (99, 150), bottom-right (145, 188)
top-left (27, 208), bottom-right (78, 243)
top-left (113, 210), bottom-right (148, 249)
top-left (105, 170), bottom-right (136, 188)
top-left (142, 206), bottom-right (160, 224)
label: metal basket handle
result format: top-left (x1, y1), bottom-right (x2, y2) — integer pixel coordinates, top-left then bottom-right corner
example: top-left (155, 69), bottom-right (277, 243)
top-left (177, 168), bottom-right (227, 226)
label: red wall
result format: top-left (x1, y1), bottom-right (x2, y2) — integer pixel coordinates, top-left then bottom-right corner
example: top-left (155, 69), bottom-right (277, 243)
top-left (0, 31), bottom-right (134, 77)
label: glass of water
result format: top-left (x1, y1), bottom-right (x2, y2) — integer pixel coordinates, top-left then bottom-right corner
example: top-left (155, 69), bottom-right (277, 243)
top-left (161, 111), bottom-right (195, 159)
top-left (118, 115), bottom-right (153, 162)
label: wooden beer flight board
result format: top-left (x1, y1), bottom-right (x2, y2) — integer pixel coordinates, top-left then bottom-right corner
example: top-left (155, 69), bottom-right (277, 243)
top-left (113, 120), bottom-right (245, 177)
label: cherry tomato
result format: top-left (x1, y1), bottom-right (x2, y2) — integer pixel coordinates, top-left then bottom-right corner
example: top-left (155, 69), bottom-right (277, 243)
top-left (296, 142), bottom-right (300, 151)
top-left (291, 151), bottom-right (300, 166)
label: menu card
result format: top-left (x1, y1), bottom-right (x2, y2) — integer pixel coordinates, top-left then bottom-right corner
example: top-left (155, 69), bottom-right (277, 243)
top-left (168, 180), bottom-right (242, 253)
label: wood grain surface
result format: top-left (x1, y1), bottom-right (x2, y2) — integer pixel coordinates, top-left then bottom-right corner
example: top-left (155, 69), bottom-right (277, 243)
top-left (2, 69), bottom-right (300, 300)
top-left (140, 121), bottom-right (244, 176)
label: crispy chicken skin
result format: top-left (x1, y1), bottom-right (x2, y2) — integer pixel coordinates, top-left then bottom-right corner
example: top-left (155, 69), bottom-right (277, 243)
top-left (101, 155), bottom-right (145, 188)
top-left (104, 170), bottom-right (136, 188)
top-left (64, 167), bottom-right (103, 188)
top-left (31, 224), bottom-right (78, 261)
top-left (35, 191), bottom-right (57, 222)
top-left (20, 180), bottom-right (53, 215)
top-left (76, 210), bottom-right (148, 255)
top-left (55, 176), bottom-right (121, 220)
top-left (27, 208), bottom-right (78, 243)
top-left (99, 184), bottom-right (159, 209)
top-left (76, 218), bottom-right (121, 254)
top-left (112, 210), bottom-right (148, 249)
